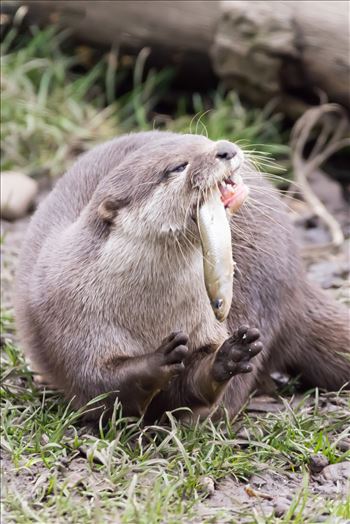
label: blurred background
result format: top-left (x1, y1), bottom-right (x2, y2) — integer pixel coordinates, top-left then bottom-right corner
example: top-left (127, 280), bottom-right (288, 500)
top-left (0, 0), bottom-right (349, 255)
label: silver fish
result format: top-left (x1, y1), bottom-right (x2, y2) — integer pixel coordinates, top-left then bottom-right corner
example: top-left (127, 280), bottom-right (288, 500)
top-left (198, 188), bottom-right (234, 322)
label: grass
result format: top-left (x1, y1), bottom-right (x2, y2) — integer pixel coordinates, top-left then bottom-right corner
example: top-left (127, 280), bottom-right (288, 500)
top-left (1, 311), bottom-right (349, 523)
top-left (1, 26), bottom-right (289, 179)
top-left (1, 22), bottom-right (349, 524)
top-left (1, 26), bottom-right (121, 177)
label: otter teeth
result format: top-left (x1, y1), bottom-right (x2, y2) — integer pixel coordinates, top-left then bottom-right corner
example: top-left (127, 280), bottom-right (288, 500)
top-left (219, 178), bottom-right (236, 189)
top-left (218, 179), bottom-right (237, 205)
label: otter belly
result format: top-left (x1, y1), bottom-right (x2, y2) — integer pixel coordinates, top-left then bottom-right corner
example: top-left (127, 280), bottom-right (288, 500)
top-left (99, 235), bottom-right (229, 353)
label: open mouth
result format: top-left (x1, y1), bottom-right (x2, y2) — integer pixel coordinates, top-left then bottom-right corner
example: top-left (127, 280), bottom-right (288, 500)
top-left (191, 172), bottom-right (249, 223)
top-left (218, 175), bottom-right (249, 213)
top-left (218, 177), bottom-right (237, 207)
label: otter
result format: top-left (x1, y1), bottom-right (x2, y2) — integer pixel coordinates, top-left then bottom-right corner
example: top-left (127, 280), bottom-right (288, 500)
top-left (14, 131), bottom-right (350, 422)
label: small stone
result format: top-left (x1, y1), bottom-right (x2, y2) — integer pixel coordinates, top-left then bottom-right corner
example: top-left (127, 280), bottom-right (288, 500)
top-left (40, 433), bottom-right (50, 445)
top-left (250, 474), bottom-right (267, 488)
top-left (336, 439), bottom-right (350, 452)
top-left (309, 453), bottom-right (329, 474)
top-left (1, 171), bottom-right (38, 220)
top-left (322, 461), bottom-right (350, 481)
top-left (273, 497), bottom-right (290, 517)
top-left (198, 476), bottom-right (215, 497)
top-left (270, 371), bottom-right (291, 388)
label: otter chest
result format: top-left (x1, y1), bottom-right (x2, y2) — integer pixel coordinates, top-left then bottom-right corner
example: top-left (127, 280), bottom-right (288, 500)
top-left (99, 238), bottom-right (227, 352)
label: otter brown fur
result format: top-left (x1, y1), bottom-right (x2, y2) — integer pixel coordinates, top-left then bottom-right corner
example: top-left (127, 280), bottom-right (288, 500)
top-left (14, 131), bottom-right (350, 421)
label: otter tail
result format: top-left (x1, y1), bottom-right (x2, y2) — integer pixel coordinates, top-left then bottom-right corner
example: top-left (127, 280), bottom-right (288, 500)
top-left (278, 283), bottom-right (350, 390)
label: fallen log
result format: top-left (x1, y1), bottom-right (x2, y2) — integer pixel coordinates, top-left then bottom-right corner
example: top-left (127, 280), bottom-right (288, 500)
top-left (212, 1), bottom-right (350, 111)
top-left (24, 0), bottom-right (350, 113)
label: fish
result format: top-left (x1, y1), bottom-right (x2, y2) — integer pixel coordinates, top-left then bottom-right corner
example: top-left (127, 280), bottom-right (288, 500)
top-left (198, 188), bottom-right (235, 322)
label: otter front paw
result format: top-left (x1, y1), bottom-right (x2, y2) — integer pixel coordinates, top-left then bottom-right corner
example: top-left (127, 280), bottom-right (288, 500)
top-left (156, 331), bottom-right (189, 377)
top-left (212, 326), bottom-right (262, 382)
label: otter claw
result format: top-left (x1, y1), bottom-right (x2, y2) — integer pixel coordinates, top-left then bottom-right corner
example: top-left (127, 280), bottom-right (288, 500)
top-left (212, 326), bottom-right (263, 382)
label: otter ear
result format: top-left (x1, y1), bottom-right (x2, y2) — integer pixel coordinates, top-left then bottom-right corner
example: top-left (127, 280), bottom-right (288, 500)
top-left (97, 198), bottom-right (129, 223)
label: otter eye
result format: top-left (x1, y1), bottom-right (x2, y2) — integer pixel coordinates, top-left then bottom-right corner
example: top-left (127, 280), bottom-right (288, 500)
top-left (169, 162), bottom-right (188, 174)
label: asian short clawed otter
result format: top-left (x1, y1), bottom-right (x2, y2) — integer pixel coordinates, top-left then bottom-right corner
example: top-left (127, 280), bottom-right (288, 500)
top-left (15, 131), bottom-right (350, 422)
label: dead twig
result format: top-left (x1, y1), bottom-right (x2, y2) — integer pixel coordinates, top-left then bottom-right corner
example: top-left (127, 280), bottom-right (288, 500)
top-left (288, 104), bottom-right (350, 253)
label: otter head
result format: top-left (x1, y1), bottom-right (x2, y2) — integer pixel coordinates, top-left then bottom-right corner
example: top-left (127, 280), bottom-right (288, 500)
top-left (93, 133), bottom-right (249, 322)
top-left (95, 134), bottom-right (248, 242)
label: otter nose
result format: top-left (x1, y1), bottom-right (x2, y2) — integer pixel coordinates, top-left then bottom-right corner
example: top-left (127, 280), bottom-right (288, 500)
top-left (216, 141), bottom-right (237, 161)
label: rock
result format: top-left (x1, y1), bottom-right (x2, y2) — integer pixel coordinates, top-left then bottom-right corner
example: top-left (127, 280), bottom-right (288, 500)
top-left (301, 226), bottom-right (332, 246)
top-left (248, 395), bottom-right (282, 413)
top-left (198, 476), bottom-right (215, 497)
top-left (1, 171), bottom-right (38, 220)
top-left (307, 259), bottom-right (350, 290)
top-left (309, 453), bottom-right (329, 474)
top-left (250, 475), bottom-right (267, 488)
top-left (273, 497), bottom-right (290, 517)
top-left (270, 371), bottom-right (291, 388)
top-left (308, 169), bottom-right (350, 232)
top-left (322, 461), bottom-right (350, 481)
top-left (336, 439), bottom-right (350, 452)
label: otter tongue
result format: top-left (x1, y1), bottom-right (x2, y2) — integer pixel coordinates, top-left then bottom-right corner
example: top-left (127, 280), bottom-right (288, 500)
top-left (219, 183), bottom-right (236, 207)
top-left (197, 189), bottom-right (234, 322)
